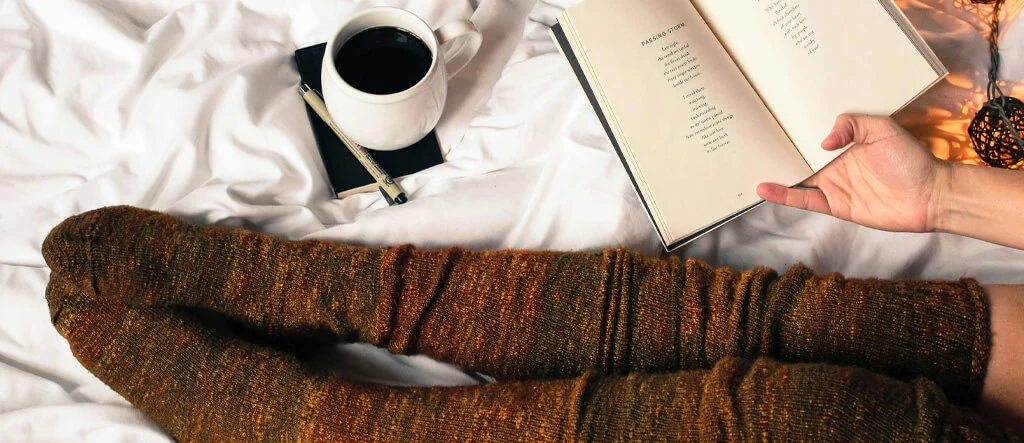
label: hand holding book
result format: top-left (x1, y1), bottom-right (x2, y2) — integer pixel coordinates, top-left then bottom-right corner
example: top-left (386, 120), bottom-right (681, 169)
top-left (758, 114), bottom-right (1024, 252)
top-left (757, 114), bottom-right (946, 233)
top-left (551, 0), bottom-right (947, 250)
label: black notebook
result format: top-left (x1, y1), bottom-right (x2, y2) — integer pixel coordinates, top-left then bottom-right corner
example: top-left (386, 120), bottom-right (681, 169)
top-left (294, 43), bottom-right (445, 198)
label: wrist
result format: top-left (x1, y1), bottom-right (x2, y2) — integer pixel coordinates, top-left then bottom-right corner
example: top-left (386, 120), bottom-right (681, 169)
top-left (928, 161), bottom-right (957, 233)
top-left (927, 161), bottom-right (1024, 249)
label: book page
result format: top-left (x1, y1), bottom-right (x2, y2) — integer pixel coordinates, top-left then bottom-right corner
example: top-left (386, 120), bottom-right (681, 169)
top-left (560, 0), bottom-right (810, 244)
top-left (691, 0), bottom-right (945, 171)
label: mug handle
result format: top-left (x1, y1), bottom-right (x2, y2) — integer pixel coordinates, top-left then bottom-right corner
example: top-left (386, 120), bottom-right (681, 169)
top-left (434, 20), bottom-right (482, 79)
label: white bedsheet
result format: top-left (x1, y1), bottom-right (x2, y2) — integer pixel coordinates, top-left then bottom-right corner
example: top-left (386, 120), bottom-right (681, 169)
top-left (1, 0), bottom-right (1022, 440)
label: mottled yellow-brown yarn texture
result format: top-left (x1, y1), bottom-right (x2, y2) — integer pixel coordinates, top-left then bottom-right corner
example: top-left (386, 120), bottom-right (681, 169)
top-left (42, 206), bottom-right (1016, 442)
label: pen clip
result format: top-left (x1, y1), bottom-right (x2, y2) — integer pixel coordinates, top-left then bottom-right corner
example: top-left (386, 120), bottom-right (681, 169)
top-left (378, 187), bottom-right (408, 206)
top-left (379, 187), bottom-right (396, 206)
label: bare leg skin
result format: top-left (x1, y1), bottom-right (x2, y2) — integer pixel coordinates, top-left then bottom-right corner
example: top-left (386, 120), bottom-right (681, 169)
top-left (981, 284), bottom-right (1024, 437)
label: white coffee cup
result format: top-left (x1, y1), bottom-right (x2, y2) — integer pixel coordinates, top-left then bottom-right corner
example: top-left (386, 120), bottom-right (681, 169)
top-left (321, 7), bottom-right (482, 151)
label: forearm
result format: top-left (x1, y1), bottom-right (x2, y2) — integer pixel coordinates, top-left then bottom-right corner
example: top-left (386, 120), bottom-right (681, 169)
top-left (934, 163), bottom-right (1024, 250)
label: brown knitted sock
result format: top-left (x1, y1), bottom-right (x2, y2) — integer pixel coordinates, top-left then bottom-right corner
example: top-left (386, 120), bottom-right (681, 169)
top-left (579, 357), bottom-right (1013, 442)
top-left (44, 206), bottom-right (991, 404)
top-left (42, 206), bottom-right (1015, 441)
top-left (45, 275), bottom-right (1014, 441)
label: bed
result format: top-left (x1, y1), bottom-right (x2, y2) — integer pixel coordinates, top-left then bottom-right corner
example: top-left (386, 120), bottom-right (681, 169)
top-left (2, 0), bottom-right (1022, 440)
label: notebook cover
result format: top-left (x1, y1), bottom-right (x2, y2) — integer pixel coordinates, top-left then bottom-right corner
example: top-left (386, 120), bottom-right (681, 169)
top-left (294, 43), bottom-right (444, 198)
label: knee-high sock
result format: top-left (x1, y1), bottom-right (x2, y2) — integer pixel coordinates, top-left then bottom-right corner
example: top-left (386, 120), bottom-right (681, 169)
top-left (45, 206), bottom-right (991, 406)
top-left (44, 274), bottom-right (1012, 442)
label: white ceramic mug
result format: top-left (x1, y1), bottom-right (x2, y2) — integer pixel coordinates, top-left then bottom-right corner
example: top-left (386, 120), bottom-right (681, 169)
top-left (321, 7), bottom-right (482, 150)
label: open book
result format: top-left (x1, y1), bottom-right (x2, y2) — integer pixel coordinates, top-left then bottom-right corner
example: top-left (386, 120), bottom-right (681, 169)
top-left (550, 0), bottom-right (946, 251)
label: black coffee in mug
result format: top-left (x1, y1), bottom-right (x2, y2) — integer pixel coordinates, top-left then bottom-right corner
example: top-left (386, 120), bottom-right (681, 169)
top-left (334, 27), bottom-right (433, 95)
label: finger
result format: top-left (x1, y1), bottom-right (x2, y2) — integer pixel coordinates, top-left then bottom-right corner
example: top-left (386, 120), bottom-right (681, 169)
top-left (757, 183), bottom-right (832, 215)
top-left (822, 114), bottom-right (902, 151)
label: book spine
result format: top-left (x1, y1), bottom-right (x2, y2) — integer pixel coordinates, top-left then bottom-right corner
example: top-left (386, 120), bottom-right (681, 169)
top-left (549, 20), bottom-right (672, 249)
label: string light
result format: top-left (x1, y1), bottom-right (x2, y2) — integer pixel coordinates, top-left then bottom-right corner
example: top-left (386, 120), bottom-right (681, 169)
top-left (967, 0), bottom-right (1024, 169)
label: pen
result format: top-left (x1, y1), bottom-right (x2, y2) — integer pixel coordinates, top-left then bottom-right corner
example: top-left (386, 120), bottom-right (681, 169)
top-left (297, 84), bottom-right (407, 205)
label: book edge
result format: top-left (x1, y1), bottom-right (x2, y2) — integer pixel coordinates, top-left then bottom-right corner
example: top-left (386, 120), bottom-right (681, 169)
top-left (665, 201), bottom-right (766, 251)
top-left (549, 21), bottom-right (673, 250)
top-left (877, 0), bottom-right (948, 77)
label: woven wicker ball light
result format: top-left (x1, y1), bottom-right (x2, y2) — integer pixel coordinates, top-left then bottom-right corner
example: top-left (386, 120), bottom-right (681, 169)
top-left (969, 96), bottom-right (1024, 168)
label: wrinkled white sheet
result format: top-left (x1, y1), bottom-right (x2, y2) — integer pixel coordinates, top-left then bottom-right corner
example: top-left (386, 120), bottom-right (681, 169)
top-left (1, 0), bottom-right (1022, 440)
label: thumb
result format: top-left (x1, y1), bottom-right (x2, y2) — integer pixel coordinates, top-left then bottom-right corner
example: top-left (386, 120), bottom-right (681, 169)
top-left (822, 114), bottom-right (902, 151)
